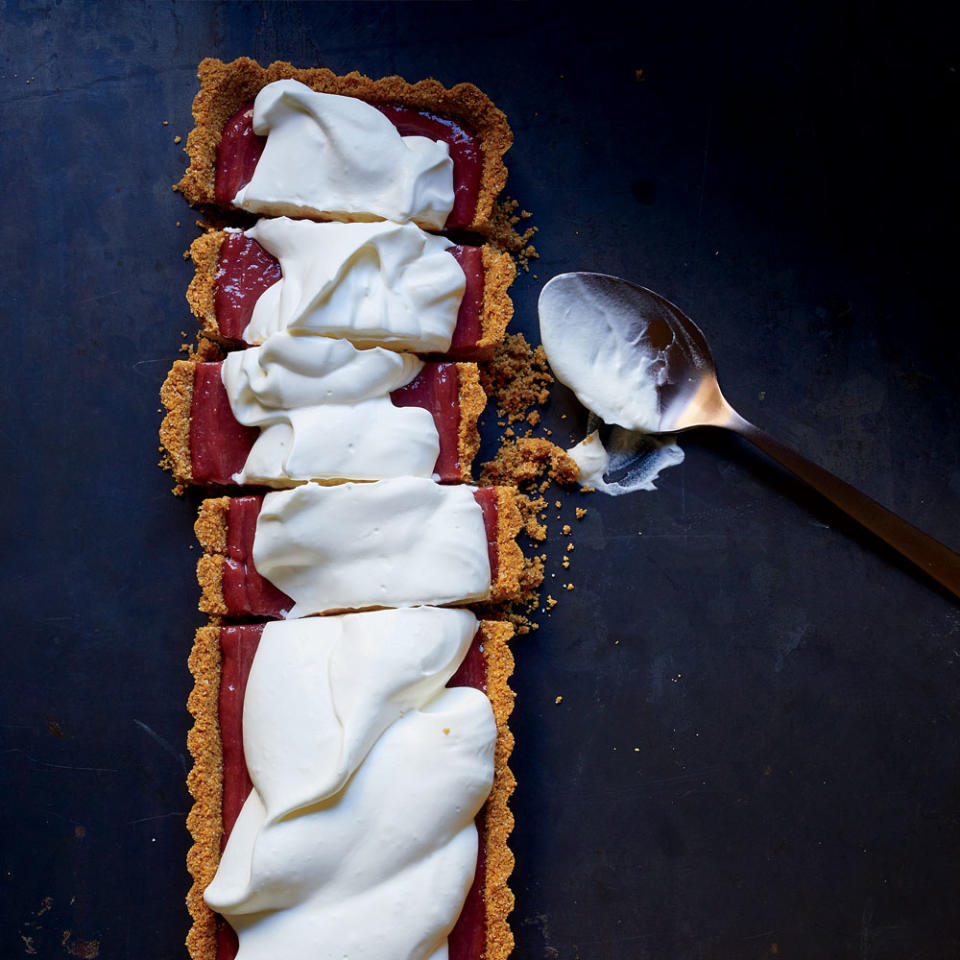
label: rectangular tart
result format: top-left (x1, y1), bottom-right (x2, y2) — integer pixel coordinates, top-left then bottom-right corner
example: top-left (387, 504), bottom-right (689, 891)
top-left (178, 57), bottom-right (512, 235)
top-left (160, 358), bottom-right (486, 486)
top-left (186, 229), bottom-right (514, 358)
top-left (194, 486), bottom-right (524, 618)
top-left (186, 619), bottom-right (516, 960)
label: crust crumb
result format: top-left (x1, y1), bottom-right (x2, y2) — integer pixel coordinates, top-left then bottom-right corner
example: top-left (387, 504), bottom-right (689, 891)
top-left (488, 197), bottom-right (539, 271)
top-left (480, 333), bottom-right (552, 424)
top-left (481, 438), bottom-right (578, 489)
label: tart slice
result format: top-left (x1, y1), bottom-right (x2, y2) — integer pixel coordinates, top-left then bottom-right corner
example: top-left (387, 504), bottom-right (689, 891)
top-left (178, 57), bottom-right (512, 234)
top-left (186, 611), bottom-right (515, 960)
top-left (194, 482), bottom-right (523, 619)
top-left (186, 224), bottom-right (514, 357)
top-left (160, 355), bottom-right (485, 486)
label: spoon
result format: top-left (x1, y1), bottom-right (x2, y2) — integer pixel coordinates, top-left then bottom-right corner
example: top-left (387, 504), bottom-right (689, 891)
top-left (539, 272), bottom-right (960, 598)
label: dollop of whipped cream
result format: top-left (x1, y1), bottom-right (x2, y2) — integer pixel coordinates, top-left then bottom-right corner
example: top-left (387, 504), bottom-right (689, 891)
top-left (539, 273), bottom-right (664, 432)
top-left (253, 478), bottom-right (492, 617)
top-left (204, 608), bottom-right (495, 960)
top-left (233, 80), bottom-right (455, 229)
top-left (243, 218), bottom-right (465, 352)
top-left (539, 274), bottom-right (685, 494)
top-left (568, 428), bottom-right (685, 496)
top-left (221, 334), bottom-right (439, 485)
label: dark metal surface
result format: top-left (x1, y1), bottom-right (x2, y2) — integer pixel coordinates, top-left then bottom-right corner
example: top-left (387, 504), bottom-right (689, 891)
top-left (2, 2), bottom-right (958, 958)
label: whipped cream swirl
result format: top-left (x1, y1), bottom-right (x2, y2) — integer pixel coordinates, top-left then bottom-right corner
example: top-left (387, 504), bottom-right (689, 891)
top-left (233, 80), bottom-right (455, 229)
top-left (242, 218), bottom-right (465, 352)
top-left (204, 608), bottom-right (495, 960)
top-left (221, 334), bottom-right (439, 485)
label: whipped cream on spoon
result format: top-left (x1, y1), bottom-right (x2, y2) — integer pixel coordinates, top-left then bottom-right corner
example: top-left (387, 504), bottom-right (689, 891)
top-left (539, 272), bottom-right (960, 596)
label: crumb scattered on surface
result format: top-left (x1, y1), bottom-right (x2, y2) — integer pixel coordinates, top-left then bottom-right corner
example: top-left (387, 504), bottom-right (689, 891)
top-left (481, 438), bottom-right (577, 490)
top-left (61, 932), bottom-right (100, 959)
top-left (489, 198), bottom-right (539, 271)
top-left (517, 494), bottom-right (547, 542)
top-left (562, 524), bottom-right (571, 535)
top-left (575, 507), bottom-right (587, 520)
top-left (480, 334), bottom-right (553, 424)
top-left (174, 135), bottom-right (182, 143)
top-left (555, 696), bottom-right (563, 704)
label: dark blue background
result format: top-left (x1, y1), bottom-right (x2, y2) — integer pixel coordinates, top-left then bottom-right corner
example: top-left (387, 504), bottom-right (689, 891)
top-left (1, 2), bottom-right (958, 958)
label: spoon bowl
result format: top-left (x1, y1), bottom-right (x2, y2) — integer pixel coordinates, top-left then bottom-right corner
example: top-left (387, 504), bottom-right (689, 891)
top-left (539, 272), bottom-right (739, 434)
top-left (538, 271), bottom-right (960, 598)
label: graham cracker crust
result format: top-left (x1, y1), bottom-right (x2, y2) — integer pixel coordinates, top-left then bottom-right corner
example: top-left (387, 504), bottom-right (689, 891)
top-left (159, 360), bottom-right (195, 483)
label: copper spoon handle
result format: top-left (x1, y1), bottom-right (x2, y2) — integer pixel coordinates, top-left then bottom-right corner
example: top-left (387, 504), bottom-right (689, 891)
top-left (723, 411), bottom-right (960, 598)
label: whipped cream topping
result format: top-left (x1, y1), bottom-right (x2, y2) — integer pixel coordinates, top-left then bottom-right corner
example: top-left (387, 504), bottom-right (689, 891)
top-left (568, 427), bottom-right (685, 496)
top-left (221, 334), bottom-right (440, 485)
top-left (539, 273), bottom-right (664, 432)
top-left (204, 608), bottom-right (496, 960)
top-left (233, 80), bottom-right (455, 229)
top-left (253, 478), bottom-right (492, 617)
top-left (242, 218), bottom-right (465, 352)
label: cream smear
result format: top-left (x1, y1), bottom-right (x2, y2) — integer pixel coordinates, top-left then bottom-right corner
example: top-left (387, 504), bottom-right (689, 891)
top-left (204, 608), bottom-right (495, 960)
top-left (568, 427), bottom-right (685, 496)
top-left (242, 218), bottom-right (465, 351)
top-left (539, 274), bottom-right (684, 494)
top-left (233, 80), bottom-right (455, 229)
top-left (221, 334), bottom-right (439, 486)
top-left (253, 478), bottom-right (492, 617)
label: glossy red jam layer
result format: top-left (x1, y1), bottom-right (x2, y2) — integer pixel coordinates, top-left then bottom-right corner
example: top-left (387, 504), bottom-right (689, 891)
top-left (189, 364), bottom-right (260, 485)
top-left (214, 624), bottom-right (491, 960)
top-left (447, 245), bottom-right (484, 357)
top-left (221, 497), bottom-right (293, 617)
top-left (374, 104), bottom-right (482, 232)
top-left (214, 106), bottom-right (264, 209)
top-left (214, 101), bottom-right (481, 230)
top-left (189, 360), bottom-right (463, 485)
top-left (213, 233), bottom-right (282, 343)
top-left (217, 488), bottom-right (500, 619)
top-left (212, 233), bottom-right (485, 354)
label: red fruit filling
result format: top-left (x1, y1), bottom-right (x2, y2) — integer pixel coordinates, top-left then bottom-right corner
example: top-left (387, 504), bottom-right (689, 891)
top-left (214, 624), bottom-right (491, 960)
top-left (211, 232), bottom-right (485, 354)
top-left (217, 487), bottom-right (500, 619)
top-left (212, 233), bottom-right (283, 344)
top-left (214, 101), bottom-right (482, 231)
top-left (189, 360), bottom-right (464, 485)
